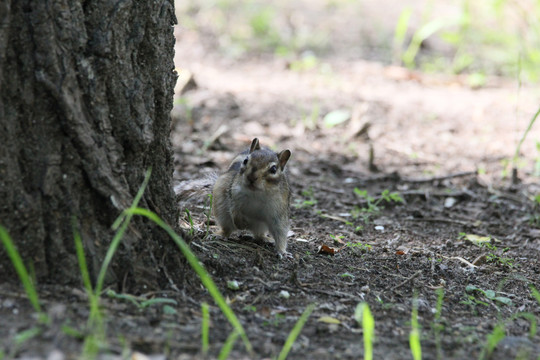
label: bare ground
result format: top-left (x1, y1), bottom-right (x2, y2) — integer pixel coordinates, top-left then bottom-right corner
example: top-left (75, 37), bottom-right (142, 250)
top-left (167, 37), bottom-right (540, 358)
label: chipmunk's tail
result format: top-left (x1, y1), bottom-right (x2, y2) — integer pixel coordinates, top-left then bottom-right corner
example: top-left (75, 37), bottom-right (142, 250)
top-left (174, 172), bottom-right (218, 205)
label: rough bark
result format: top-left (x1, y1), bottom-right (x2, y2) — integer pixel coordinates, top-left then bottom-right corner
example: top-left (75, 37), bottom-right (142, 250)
top-left (0, 0), bottom-right (179, 290)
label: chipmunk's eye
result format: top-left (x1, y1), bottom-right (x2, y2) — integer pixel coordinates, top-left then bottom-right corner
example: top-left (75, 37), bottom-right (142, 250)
top-left (269, 165), bottom-right (277, 174)
top-left (243, 157), bottom-right (248, 165)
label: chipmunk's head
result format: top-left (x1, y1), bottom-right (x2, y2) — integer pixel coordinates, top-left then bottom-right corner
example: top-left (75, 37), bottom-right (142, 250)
top-left (239, 138), bottom-right (291, 191)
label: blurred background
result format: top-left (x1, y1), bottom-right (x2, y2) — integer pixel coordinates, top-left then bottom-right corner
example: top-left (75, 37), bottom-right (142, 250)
top-left (175, 0), bottom-right (540, 83)
top-left (172, 0), bottom-right (540, 183)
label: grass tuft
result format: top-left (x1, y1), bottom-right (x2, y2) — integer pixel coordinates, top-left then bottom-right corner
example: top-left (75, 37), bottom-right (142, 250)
top-left (478, 323), bottom-right (505, 360)
top-left (124, 206), bottom-right (253, 354)
top-left (433, 288), bottom-right (445, 360)
top-left (409, 298), bottom-right (422, 360)
top-left (514, 106), bottom-right (540, 169)
top-left (0, 225), bottom-right (47, 324)
top-left (278, 303), bottom-right (316, 360)
top-left (218, 330), bottom-right (240, 360)
top-left (201, 302), bottom-right (210, 355)
top-left (99, 168), bottom-right (152, 296)
top-left (355, 302), bottom-right (375, 360)
top-left (531, 285), bottom-right (540, 304)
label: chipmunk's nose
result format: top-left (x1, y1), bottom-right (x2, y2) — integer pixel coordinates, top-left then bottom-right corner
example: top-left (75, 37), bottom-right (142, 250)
top-left (247, 171), bottom-right (257, 185)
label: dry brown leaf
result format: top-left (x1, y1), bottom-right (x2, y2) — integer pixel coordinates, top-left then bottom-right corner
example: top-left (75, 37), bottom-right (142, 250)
top-left (318, 244), bottom-right (339, 255)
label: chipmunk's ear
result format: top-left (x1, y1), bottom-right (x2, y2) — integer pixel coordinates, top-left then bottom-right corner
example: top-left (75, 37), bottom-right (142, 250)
top-left (249, 138), bottom-right (260, 153)
top-left (278, 150), bottom-right (291, 170)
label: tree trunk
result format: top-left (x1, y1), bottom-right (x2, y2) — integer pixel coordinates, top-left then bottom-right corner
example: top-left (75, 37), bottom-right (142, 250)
top-left (0, 0), bottom-right (179, 291)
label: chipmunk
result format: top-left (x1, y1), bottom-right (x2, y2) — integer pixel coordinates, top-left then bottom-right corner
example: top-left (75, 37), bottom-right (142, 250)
top-left (212, 138), bottom-right (292, 257)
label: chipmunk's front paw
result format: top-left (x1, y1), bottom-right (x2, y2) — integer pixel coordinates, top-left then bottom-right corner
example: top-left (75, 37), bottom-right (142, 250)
top-left (278, 251), bottom-right (294, 260)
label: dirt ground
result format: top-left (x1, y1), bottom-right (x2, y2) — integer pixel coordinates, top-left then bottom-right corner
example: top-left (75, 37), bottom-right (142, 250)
top-left (2, 1), bottom-right (540, 359)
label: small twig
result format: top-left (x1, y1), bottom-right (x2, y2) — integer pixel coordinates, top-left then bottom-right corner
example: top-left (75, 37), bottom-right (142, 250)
top-left (190, 239), bottom-right (212, 253)
top-left (318, 213), bottom-right (352, 224)
top-left (392, 270), bottom-right (422, 291)
top-left (322, 187), bottom-right (347, 195)
top-left (402, 171), bottom-right (477, 184)
top-left (405, 218), bottom-right (474, 226)
top-left (406, 217), bottom-right (473, 226)
top-left (253, 277), bottom-right (278, 288)
top-left (400, 189), bottom-right (475, 198)
top-left (488, 189), bottom-right (529, 205)
top-left (441, 255), bottom-right (478, 268)
top-left (160, 252), bottom-right (181, 292)
top-left (286, 285), bottom-right (358, 299)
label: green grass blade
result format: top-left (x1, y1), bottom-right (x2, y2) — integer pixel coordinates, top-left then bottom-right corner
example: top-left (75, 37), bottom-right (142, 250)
top-left (434, 288), bottom-right (444, 321)
top-left (277, 303), bottom-right (316, 360)
top-left (410, 300), bottom-right (422, 360)
top-left (14, 326), bottom-right (41, 346)
top-left (393, 7), bottom-right (412, 61)
top-left (355, 302), bottom-right (375, 360)
top-left (81, 334), bottom-right (101, 359)
top-left (0, 225), bottom-right (43, 316)
top-left (105, 289), bottom-right (177, 309)
top-left (510, 312), bottom-right (537, 338)
top-left (106, 289), bottom-right (141, 307)
top-left (434, 288), bottom-right (445, 360)
top-left (530, 285), bottom-right (540, 304)
top-left (61, 324), bottom-right (85, 339)
top-left (218, 330), bottom-right (240, 360)
top-left (363, 305), bottom-right (375, 360)
top-left (73, 222), bottom-right (106, 357)
top-left (202, 302), bottom-right (210, 355)
top-left (72, 219), bottom-right (94, 295)
top-left (479, 323), bottom-right (505, 360)
top-left (72, 218), bottom-right (103, 334)
top-left (139, 298), bottom-right (178, 308)
top-left (124, 207), bottom-right (253, 354)
top-left (402, 19), bottom-right (453, 68)
top-left (514, 106), bottom-right (540, 163)
top-left (185, 208), bottom-right (194, 237)
top-left (95, 168), bottom-right (152, 296)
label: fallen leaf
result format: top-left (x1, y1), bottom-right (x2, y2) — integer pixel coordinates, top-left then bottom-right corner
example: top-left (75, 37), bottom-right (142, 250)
top-left (317, 316), bottom-right (341, 324)
top-left (462, 233), bottom-right (492, 246)
top-left (396, 245), bottom-right (410, 254)
top-left (323, 109), bottom-right (351, 128)
top-left (319, 213), bottom-right (352, 225)
top-left (493, 296), bottom-right (512, 306)
top-left (163, 305), bottom-right (177, 315)
top-left (317, 244), bottom-right (339, 255)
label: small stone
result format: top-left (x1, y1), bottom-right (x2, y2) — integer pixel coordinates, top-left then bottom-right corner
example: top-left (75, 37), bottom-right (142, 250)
top-left (444, 197), bottom-right (457, 208)
top-left (227, 280), bottom-right (240, 290)
top-left (279, 290), bottom-right (290, 299)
